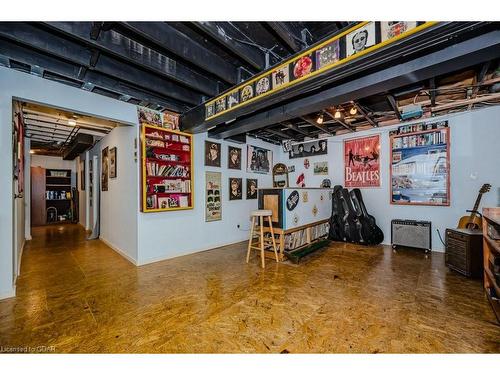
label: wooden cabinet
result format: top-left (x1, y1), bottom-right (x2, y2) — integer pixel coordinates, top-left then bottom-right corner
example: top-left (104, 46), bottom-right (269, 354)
top-left (445, 228), bottom-right (483, 278)
top-left (31, 166), bottom-right (46, 226)
top-left (482, 207), bottom-right (500, 322)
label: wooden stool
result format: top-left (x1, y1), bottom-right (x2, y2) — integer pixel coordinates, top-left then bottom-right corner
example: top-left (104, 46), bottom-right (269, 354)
top-left (246, 210), bottom-right (279, 268)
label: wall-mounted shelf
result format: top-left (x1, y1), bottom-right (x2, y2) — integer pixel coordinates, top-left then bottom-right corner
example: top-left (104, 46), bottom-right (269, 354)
top-left (141, 124), bottom-right (194, 212)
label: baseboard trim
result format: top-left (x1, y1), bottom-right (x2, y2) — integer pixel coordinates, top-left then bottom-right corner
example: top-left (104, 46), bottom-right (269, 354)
top-left (137, 239), bottom-right (248, 266)
top-left (99, 237), bottom-right (138, 266)
top-left (0, 287), bottom-right (16, 300)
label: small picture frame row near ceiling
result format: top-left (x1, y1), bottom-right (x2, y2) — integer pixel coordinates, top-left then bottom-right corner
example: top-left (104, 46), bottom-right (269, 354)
top-left (205, 22), bottom-right (424, 119)
top-left (137, 106), bottom-right (180, 131)
top-left (204, 141), bottom-right (272, 175)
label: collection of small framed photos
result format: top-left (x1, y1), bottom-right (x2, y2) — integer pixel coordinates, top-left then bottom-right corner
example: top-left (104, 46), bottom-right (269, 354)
top-left (204, 140), bottom-right (269, 222)
top-left (205, 22), bottom-right (430, 120)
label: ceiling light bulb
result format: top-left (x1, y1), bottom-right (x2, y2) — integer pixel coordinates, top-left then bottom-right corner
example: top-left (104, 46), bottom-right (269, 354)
top-left (68, 119), bottom-right (77, 126)
top-left (316, 114), bottom-right (324, 124)
top-left (29, 150), bottom-right (35, 154)
top-left (334, 110), bottom-right (342, 119)
top-left (350, 107), bottom-right (358, 115)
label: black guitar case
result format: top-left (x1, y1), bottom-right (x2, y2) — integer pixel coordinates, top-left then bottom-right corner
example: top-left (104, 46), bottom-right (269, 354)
top-left (339, 187), bottom-right (361, 243)
top-left (328, 185), bottom-right (345, 241)
top-left (350, 188), bottom-right (384, 245)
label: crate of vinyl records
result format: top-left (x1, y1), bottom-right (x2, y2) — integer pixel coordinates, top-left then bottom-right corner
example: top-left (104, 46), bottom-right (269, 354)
top-left (141, 124), bottom-right (193, 212)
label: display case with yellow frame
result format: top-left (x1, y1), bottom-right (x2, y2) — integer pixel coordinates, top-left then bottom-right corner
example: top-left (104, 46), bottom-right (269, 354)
top-left (141, 124), bottom-right (194, 212)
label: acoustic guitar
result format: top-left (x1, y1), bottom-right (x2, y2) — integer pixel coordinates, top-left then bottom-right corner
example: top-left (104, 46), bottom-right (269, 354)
top-left (457, 183), bottom-right (491, 230)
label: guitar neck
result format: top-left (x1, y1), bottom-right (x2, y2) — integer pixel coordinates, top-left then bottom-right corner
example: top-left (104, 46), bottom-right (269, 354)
top-left (469, 193), bottom-right (483, 218)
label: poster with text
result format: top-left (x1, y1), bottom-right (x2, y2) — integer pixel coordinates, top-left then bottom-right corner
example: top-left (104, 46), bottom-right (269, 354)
top-left (206, 172), bottom-right (222, 222)
top-left (344, 135), bottom-right (380, 188)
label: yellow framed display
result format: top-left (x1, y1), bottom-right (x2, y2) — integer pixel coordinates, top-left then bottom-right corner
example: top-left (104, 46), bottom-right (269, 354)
top-left (204, 21), bottom-right (438, 121)
top-left (141, 124), bottom-right (194, 212)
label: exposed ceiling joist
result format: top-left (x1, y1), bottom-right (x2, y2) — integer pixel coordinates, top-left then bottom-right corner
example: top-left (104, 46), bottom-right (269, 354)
top-left (265, 22), bottom-right (302, 53)
top-left (0, 22), bottom-right (200, 105)
top-left (0, 34), bottom-right (188, 112)
top-left (351, 102), bottom-right (378, 127)
top-left (43, 22), bottom-right (219, 96)
top-left (120, 21), bottom-right (239, 85)
top-left (191, 22), bottom-right (266, 71)
top-left (386, 94), bottom-right (402, 120)
top-left (301, 115), bottom-right (335, 135)
top-left (468, 61), bottom-right (491, 110)
top-left (264, 128), bottom-right (294, 140)
top-left (283, 122), bottom-right (310, 137)
top-left (324, 108), bottom-right (355, 132)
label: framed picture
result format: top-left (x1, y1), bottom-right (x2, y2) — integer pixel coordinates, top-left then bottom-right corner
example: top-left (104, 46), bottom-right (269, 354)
top-left (137, 106), bottom-right (162, 127)
top-left (344, 135), bottom-right (380, 188)
top-left (346, 22), bottom-right (376, 57)
top-left (289, 139), bottom-right (328, 159)
top-left (227, 91), bottom-right (239, 109)
top-left (162, 110), bottom-right (180, 130)
top-left (313, 161), bottom-right (329, 175)
top-left (206, 172), bottom-right (222, 221)
top-left (80, 160), bottom-right (85, 190)
top-left (271, 65), bottom-right (289, 89)
top-left (292, 54), bottom-right (314, 80)
top-left (101, 147), bottom-right (109, 191)
top-left (247, 145), bottom-right (272, 174)
top-left (381, 22), bottom-right (418, 42)
top-left (229, 177), bottom-right (242, 200)
top-left (316, 40), bottom-right (340, 70)
top-left (215, 97), bottom-right (226, 114)
top-left (227, 146), bottom-right (242, 170)
top-left (255, 76), bottom-right (271, 96)
top-left (205, 140), bottom-right (221, 167)
top-left (390, 123), bottom-right (450, 206)
top-left (109, 147), bottom-right (117, 178)
top-left (206, 103), bottom-right (215, 118)
top-left (246, 179), bottom-right (258, 200)
top-left (240, 84), bottom-right (254, 103)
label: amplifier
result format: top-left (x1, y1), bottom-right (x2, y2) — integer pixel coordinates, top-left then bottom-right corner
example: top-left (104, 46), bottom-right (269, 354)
top-left (445, 228), bottom-right (483, 278)
top-left (391, 219), bottom-right (432, 252)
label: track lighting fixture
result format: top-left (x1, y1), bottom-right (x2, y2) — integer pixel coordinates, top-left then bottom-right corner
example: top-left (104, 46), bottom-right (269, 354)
top-left (350, 106), bottom-right (358, 115)
top-left (334, 110), bottom-right (342, 119)
top-left (316, 114), bottom-right (324, 124)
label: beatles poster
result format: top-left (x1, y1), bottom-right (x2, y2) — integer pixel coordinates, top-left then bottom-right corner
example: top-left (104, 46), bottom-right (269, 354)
top-left (247, 145), bottom-right (272, 174)
top-left (206, 172), bottom-right (222, 222)
top-left (343, 135), bottom-right (380, 188)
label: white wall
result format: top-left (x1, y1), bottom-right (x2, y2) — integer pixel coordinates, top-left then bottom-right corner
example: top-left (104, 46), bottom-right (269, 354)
top-left (88, 126), bottom-right (139, 263)
top-left (280, 106), bottom-right (500, 251)
top-left (137, 134), bottom-right (280, 265)
top-left (0, 66), bottom-right (138, 298)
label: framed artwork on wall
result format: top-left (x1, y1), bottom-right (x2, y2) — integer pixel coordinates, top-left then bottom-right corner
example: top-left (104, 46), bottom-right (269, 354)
top-left (246, 179), bottom-right (258, 200)
top-left (227, 146), bottom-right (242, 170)
top-left (346, 22), bottom-right (377, 57)
top-left (80, 160), bottom-right (85, 190)
top-left (343, 134), bottom-right (381, 188)
top-left (109, 147), bottom-right (117, 178)
top-left (380, 21), bottom-right (418, 42)
top-left (206, 172), bottom-right (222, 221)
top-left (205, 140), bottom-right (221, 167)
top-left (247, 145), bottom-right (272, 174)
top-left (229, 177), bottom-right (242, 200)
top-left (289, 139), bottom-right (327, 159)
top-left (390, 121), bottom-right (450, 206)
top-left (101, 147), bottom-right (109, 191)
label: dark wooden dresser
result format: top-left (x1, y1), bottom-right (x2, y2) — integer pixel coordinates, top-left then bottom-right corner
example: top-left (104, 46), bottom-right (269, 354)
top-left (445, 228), bottom-right (483, 278)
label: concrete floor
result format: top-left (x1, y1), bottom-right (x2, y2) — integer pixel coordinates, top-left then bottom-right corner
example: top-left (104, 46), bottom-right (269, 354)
top-left (0, 224), bottom-right (498, 353)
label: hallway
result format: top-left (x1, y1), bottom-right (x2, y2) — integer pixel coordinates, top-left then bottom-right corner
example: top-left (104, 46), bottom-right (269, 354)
top-left (0, 224), bottom-right (499, 353)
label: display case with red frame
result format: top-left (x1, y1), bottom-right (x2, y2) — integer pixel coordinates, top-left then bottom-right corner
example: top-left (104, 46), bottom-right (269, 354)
top-left (141, 124), bottom-right (193, 212)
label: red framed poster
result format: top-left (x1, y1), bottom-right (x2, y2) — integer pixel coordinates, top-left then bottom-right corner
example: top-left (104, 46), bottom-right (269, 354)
top-left (343, 134), bottom-right (381, 188)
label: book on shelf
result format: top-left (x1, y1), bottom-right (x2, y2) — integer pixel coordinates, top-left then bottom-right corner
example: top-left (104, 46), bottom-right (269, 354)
top-left (146, 162), bottom-right (189, 178)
